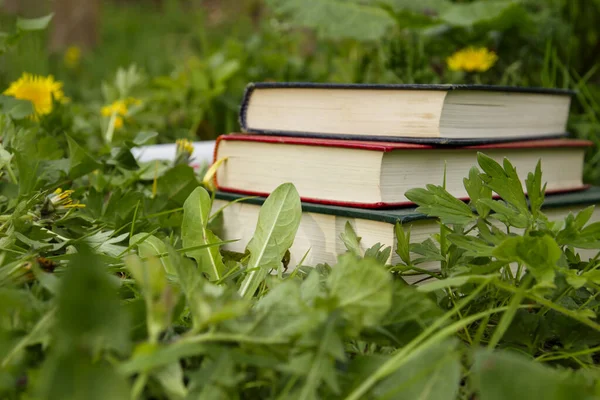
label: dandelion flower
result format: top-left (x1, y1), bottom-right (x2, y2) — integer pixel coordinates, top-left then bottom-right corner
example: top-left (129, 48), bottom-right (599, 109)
top-left (174, 138), bottom-right (195, 166)
top-left (3, 73), bottom-right (67, 117)
top-left (176, 138), bottom-right (195, 156)
top-left (447, 47), bottom-right (498, 73)
top-left (41, 188), bottom-right (85, 217)
top-left (49, 188), bottom-right (85, 210)
top-left (64, 45), bottom-right (82, 69)
top-left (101, 97), bottom-right (141, 130)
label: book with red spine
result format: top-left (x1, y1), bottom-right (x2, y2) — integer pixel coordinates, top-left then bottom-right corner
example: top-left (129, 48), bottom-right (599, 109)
top-left (212, 133), bottom-right (592, 209)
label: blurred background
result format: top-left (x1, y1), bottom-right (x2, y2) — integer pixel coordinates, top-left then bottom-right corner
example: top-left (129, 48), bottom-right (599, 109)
top-left (1, 0), bottom-right (599, 178)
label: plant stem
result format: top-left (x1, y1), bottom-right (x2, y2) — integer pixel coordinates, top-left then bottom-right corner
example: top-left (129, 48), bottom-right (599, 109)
top-left (0, 214), bottom-right (33, 222)
top-left (180, 332), bottom-right (288, 346)
top-left (5, 164), bottom-right (17, 184)
top-left (488, 274), bottom-right (532, 349)
top-left (493, 280), bottom-right (600, 332)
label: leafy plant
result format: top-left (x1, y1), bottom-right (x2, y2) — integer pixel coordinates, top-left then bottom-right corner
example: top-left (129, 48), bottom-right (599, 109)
top-left (2, 104), bottom-right (600, 398)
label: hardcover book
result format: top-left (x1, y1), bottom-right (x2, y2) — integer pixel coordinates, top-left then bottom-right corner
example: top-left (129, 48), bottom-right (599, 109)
top-left (213, 134), bottom-right (591, 208)
top-left (210, 187), bottom-right (600, 284)
top-left (239, 82), bottom-right (574, 145)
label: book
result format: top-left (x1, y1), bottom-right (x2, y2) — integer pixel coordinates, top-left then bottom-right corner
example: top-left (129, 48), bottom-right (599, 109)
top-left (210, 186), bottom-right (600, 284)
top-left (239, 82), bottom-right (574, 145)
top-left (130, 140), bottom-right (216, 165)
top-left (212, 134), bottom-right (591, 208)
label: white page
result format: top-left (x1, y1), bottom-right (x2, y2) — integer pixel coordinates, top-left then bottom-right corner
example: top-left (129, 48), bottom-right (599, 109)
top-left (130, 140), bottom-right (216, 165)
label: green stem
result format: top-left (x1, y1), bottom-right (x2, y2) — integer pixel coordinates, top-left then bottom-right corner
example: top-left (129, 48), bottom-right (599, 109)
top-left (493, 280), bottom-right (600, 332)
top-left (131, 373), bottom-right (148, 400)
top-left (105, 113), bottom-right (117, 144)
top-left (0, 214), bottom-right (33, 222)
top-left (535, 344), bottom-right (600, 362)
top-left (488, 274), bottom-right (532, 349)
top-left (180, 332), bottom-right (288, 346)
top-left (5, 164), bottom-right (17, 184)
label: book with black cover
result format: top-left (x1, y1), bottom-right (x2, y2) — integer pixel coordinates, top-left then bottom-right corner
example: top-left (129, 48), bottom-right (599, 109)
top-left (239, 82), bottom-right (575, 145)
top-left (211, 186), bottom-right (600, 283)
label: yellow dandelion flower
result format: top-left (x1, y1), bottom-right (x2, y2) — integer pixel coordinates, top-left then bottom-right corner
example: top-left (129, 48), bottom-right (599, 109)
top-left (447, 47), bottom-right (498, 73)
top-left (64, 45), bottom-right (82, 69)
top-left (101, 97), bottom-right (141, 130)
top-left (114, 116), bottom-right (124, 130)
top-left (174, 138), bottom-right (195, 166)
top-left (101, 100), bottom-right (128, 118)
top-left (176, 139), bottom-right (195, 155)
top-left (3, 73), bottom-right (67, 118)
top-left (44, 188), bottom-right (85, 215)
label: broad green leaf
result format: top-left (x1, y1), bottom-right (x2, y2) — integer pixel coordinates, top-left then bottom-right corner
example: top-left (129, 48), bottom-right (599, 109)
top-left (84, 230), bottom-right (129, 258)
top-left (37, 352), bottom-right (130, 400)
top-left (382, 0), bottom-right (451, 13)
top-left (125, 254), bottom-right (178, 342)
top-left (477, 153), bottom-right (528, 213)
top-left (130, 233), bottom-right (174, 275)
top-left (394, 222), bottom-right (412, 265)
top-left (559, 218), bottom-right (600, 249)
top-left (405, 185), bottom-right (476, 225)
top-left (119, 341), bottom-right (207, 376)
top-left (370, 339), bottom-right (460, 399)
top-left (565, 270), bottom-right (587, 289)
top-left (251, 280), bottom-right (323, 340)
top-left (13, 128), bottom-right (42, 195)
top-left (410, 238), bottom-right (445, 264)
top-left (327, 253), bottom-right (392, 332)
top-left (157, 164), bottom-right (200, 206)
top-left (16, 13), bottom-right (54, 31)
top-left (447, 233), bottom-right (495, 257)
top-left (153, 362), bottom-right (188, 400)
top-left (56, 245), bottom-right (129, 352)
top-left (186, 350), bottom-right (241, 399)
top-left (463, 166), bottom-right (492, 218)
top-left (131, 130), bottom-right (159, 146)
top-left (525, 160), bottom-right (546, 218)
top-left (168, 246), bottom-right (248, 333)
top-left (373, 282), bottom-right (444, 345)
top-left (213, 60), bottom-right (241, 84)
top-left (0, 143), bottom-right (13, 171)
top-left (238, 183), bottom-right (302, 299)
top-left (300, 269), bottom-right (324, 306)
top-left (265, 0), bottom-right (395, 41)
top-left (478, 198), bottom-right (530, 229)
top-left (440, 0), bottom-right (518, 27)
top-left (1, 308), bottom-right (54, 368)
top-left (182, 186), bottom-right (226, 281)
top-left (284, 316), bottom-right (345, 399)
top-left (416, 276), bottom-right (485, 292)
top-left (0, 95), bottom-right (34, 119)
top-left (477, 219), bottom-right (507, 245)
top-left (340, 221), bottom-right (362, 256)
top-left (472, 349), bottom-right (597, 400)
top-left (364, 243), bottom-right (392, 265)
top-left (66, 134), bottom-right (101, 179)
top-left (575, 206), bottom-right (596, 229)
top-left (493, 234), bottom-right (562, 284)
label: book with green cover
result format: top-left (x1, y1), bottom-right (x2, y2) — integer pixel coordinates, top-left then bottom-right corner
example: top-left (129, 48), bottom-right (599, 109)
top-left (210, 187), bottom-right (600, 283)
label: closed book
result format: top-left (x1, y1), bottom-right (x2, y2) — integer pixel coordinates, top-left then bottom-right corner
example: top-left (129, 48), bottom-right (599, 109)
top-left (239, 82), bottom-right (574, 145)
top-left (212, 134), bottom-right (591, 209)
top-left (210, 187), bottom-right (600, 284)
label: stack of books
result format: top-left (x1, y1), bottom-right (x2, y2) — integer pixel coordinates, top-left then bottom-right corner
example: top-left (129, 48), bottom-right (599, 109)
top-left (206, 83), bottom-right (600, 282)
